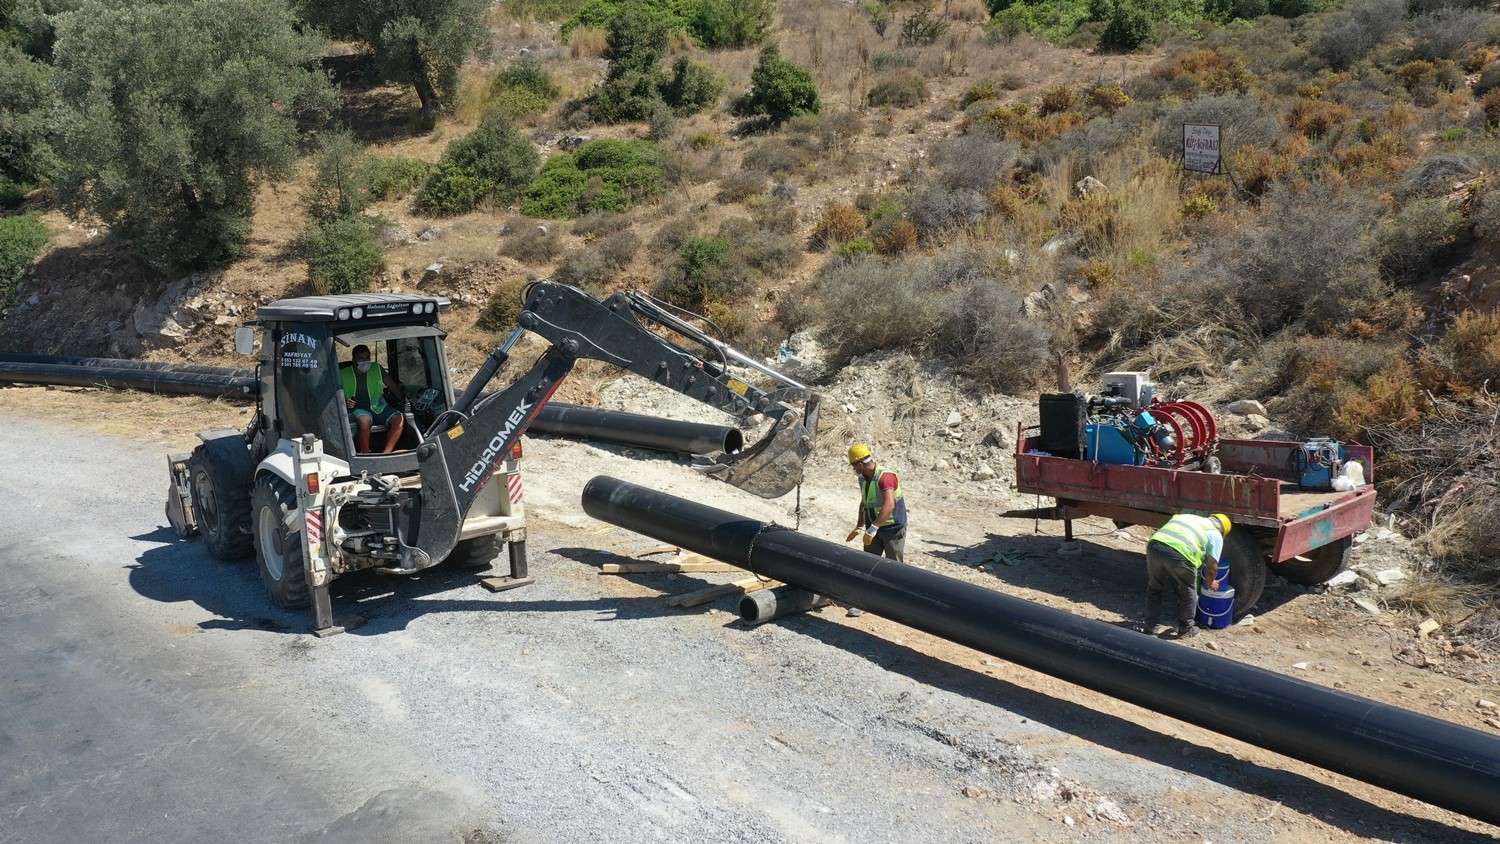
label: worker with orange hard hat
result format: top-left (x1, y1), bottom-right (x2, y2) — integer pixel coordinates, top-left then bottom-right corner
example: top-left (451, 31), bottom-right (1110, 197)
top-left (1140, 513), bottom-right (1229, 640)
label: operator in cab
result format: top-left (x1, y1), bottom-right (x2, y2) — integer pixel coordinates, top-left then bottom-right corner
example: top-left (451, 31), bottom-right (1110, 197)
top-left (342, 344), bottom-right (405, 453)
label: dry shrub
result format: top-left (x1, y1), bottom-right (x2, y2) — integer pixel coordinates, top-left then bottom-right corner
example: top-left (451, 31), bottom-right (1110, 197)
top-left (1467, 47), bottom-right (1497, 73)
top-left (1337, 134), bottom-right (1408, 179)
top-left (719, 217), bottom-right (801, 277)
top-left (959, 83), bottom-right (999, 109)
top-left (1086, 84), bottom-right (1130, 115)
top-left (716, 170), bottom-right (769, 203)
top-left (945, 0), bottom-right (989, 23)
top-left (568, 26), bottom-right (607, 59)
top-left (1228, 146), bottom-right (1293, 197)
top-left (986, 184), bottom-right (1023, 218)
top-left (1330, 358), bottom-right (1424, 439)
top-left (572, 210), bottom-right (630, 240)
top-left (1482, 88), bottom-right (1500, 126)
top-left (933, 278), bottom-right (1052, 393)
top-left (650, 217), bottom-right (697, 257)
top-left (1151, 49), bottom-right (1257, 96)
top-left (500, 224), bottom-right (562, 262)
top-left (1288, 98), bottom-right (1353, 138)
top-left (742, 138), bottom-right (810, 175)
top-left (809, 203), bottom-right (866, 250)
top-left (873, 219), bottom-right (918, 255)
top-left (1039, 85), bottom-right (1078, 116)
top-left (1240, 335), bottom-right (1407, 439)
top-left (773, 284), bottom-right (820, 336)
top-left (1427, 310), bottom-right (1500, 397)
top-left (815, 253), bottom-right (945, 362)
top-left (1382, 573), bottom-right (1491, 621)
top-left (478, 275), bottom-right (531, 331)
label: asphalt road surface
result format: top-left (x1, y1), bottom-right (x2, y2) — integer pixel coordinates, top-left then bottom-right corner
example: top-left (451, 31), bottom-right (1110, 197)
top-left (4, 411), bottom-right (1497, 844)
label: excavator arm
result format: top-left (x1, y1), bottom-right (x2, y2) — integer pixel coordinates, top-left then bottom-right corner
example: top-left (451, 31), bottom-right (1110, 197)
top-left (409, 281), bottom-right (819, 567)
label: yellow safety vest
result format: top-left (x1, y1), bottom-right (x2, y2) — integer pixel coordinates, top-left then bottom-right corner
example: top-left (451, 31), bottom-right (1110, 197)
top-left (1151, 514), bottom-right (1216, 570)
top-left (861, 466), bottom-right (906, 528)
top-left (341, 363), bottom-right (388, 414)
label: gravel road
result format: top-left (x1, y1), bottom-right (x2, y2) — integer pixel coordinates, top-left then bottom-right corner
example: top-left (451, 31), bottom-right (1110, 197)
top-left (2, 406), bottom-right (1496, 843)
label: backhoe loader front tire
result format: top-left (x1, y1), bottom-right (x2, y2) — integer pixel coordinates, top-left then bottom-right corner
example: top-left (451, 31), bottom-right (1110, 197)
top-left (188, 446), bottom-right (253, 561)
top-left (252, 476), bottom-right (310, 609)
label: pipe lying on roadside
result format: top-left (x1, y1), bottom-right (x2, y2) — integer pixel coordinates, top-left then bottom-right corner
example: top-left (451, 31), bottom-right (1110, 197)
top-left (0, 358), bottom-right (745, 457)
top-left (0, 352), bottom-right (252, 378)
top-left (739, 586), bottom-right (830, 625)
top-left (0, 361), bottom-right (257, 399)
top-left (580, 475), bottom-right (1500, 829)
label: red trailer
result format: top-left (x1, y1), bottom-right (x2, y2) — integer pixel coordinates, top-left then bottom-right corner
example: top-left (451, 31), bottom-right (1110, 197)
top-left (1014, 431), bottom-right (1377, 615)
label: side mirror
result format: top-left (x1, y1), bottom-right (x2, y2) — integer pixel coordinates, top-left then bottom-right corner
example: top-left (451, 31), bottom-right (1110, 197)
top-left (234, 326), bottom-right (255, 356)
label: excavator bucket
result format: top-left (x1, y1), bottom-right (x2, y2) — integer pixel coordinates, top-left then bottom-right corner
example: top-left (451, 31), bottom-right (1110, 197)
top-left (693, 397), bottom-right (819, 499)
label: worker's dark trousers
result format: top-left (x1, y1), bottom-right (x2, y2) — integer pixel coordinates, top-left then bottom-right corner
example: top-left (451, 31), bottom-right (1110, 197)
top-left (865, 525), bottom-right (906, 563)
top-left (1145, 541), bottom-right (1200, 631)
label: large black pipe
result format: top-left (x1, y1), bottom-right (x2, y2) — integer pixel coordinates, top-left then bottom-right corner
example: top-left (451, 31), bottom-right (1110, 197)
top-left (581, 476), bottom-right (1500, 829)
top-left (0, 358), bottom-right (744, 456)
top-left (0, 352), bottom-right (252, 378)
top-left (0, 361), bottom-right (257, 399)
top-left (530, 404), bottom-right (743, 455)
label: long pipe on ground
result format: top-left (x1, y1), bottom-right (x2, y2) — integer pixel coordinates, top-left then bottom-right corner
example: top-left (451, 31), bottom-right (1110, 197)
top-left (0, 358), bottom-right (744, 456)
top-left (0, 361), bottom-right (257, 399)
top-left (580, 475), bottom-right (1500, 828)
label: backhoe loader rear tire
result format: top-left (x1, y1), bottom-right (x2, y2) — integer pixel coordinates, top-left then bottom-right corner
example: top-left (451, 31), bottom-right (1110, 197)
top-left (188, 446), bottom-right (253, 561)
top-left (252, 476), bottom-right (310, 609)
top-left (451, 535), bottom-right (501, 569)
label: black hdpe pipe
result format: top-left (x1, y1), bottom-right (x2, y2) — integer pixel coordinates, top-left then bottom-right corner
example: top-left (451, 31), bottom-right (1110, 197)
top-left (0, 352), bottom-right (252, 378)
top-left (0, 360), bottom-right (257, 399)
top-left (530, 404), bottom-right (744, 455)
top-left (581, 476), bottom-right (1500, 829)
top-left (0, 358), bottom-right (744, 456)
top-left (739, 586), bottom-right (830, 625)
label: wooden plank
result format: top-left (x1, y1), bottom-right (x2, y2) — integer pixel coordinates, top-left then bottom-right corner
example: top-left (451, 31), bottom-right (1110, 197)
top-left (599, 561), bottom-right (741, 574)
top-left (666, 578), bottom-right (779, 608)
top-left (635, 545), bottom-right (681, 557)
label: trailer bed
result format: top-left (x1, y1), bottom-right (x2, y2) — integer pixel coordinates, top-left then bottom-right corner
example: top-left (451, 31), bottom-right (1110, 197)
top-left (1015, 434), bottom-right (1376, 564)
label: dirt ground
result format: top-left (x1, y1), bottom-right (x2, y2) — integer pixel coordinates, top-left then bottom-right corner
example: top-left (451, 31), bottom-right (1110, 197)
top-left (3, 375), bottom-right (1498, 840)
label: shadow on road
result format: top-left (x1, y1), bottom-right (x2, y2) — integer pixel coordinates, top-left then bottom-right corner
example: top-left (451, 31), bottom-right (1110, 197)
top-left (926, 525), bottom-right (1311, 620)
top-left (127, 532), bottom-right (693, 637)
top-left (734, 611), bottom-right (1489, 844)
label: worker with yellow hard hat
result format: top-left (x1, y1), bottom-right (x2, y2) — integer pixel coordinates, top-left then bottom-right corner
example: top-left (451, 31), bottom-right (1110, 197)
top-left (1140, 512), bottom-right (1229, 640)
top-left (844, 442), bottom-right (907, 562)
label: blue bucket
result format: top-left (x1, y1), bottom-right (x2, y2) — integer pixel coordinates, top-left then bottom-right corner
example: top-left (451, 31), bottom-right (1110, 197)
top-left (1196, 586), bottom-right (1235, 630)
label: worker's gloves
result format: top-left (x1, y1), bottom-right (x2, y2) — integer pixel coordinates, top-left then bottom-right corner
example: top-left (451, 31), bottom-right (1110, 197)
top-left (862, 525), bottom-right (879, 546)
top-left (845, 528), bottom-right (862, 543)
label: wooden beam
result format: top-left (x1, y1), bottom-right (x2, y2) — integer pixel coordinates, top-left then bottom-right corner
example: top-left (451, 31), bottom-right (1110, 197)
top-left (599, 561), bottom-right (740, 574)
top-left (666, 577), bottom-right (779, 608)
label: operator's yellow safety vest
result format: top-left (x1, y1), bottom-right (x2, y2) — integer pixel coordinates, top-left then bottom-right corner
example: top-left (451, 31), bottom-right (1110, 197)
top-left (1150, 514), bottom-right (1216, 570)
top-left (341, 363), bottom-right (388, 414)
top-left (861, 466), bottom-right (907, 528)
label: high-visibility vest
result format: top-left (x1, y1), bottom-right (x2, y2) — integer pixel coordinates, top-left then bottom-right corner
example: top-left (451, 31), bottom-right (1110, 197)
top-left (1150, 514), bottom-right (1216, 570)
top-left (341, 362), bottom-right (388, 414)
top-left (861, 466), bottom-right (907, 528)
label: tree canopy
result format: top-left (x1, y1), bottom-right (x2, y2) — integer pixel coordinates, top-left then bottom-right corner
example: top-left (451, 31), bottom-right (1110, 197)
top-left (50, 0), bottom-right (333, 270)
top-left (296, 0), bottom-right (490, 128)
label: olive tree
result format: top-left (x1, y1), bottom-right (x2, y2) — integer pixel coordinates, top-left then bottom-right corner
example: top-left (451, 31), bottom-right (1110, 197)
top-left (297, 0), bottom-right (490, 128)
top-left (50, 0), bottom-right (333, 270)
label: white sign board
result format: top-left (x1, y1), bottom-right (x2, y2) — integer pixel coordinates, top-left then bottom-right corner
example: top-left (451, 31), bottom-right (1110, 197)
top-left (1183, 123), bottom-right (1222, 174)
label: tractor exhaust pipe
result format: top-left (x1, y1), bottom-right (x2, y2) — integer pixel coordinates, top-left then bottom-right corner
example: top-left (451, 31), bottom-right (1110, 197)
top-left (580, 476), bottom-right (1500, 828)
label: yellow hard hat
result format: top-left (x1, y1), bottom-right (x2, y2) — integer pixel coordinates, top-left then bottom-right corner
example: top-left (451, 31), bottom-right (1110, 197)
top-left (1211, 513), bottom-right (1231, 535)
top-left (848, 443), bottom-right (873, 464)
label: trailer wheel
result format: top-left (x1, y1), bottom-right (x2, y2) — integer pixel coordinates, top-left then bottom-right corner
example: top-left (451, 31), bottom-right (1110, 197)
top-left (188, 446), bottom-right (253, 561)
top-left (450, 535), bottom-right (501, 569)
top-left (1222, 528), bottom-right (1267, 617)
top-left (1270, 536), bottom-right (1352, 586)
top-left (252, 476), bottom-right (310, 609)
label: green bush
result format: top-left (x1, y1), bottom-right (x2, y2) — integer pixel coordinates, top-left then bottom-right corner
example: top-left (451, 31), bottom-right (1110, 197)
top-left (301, 216), bottom-right (385, 295)
top-left (656, 235), bottom-right (746, 308)
top-left (303, 132), bottom-right (372, 222)
top-left (417, 161), bottom-right (494, 215)
top-left (0, 212), bottom-right (50, 304)
top-left (834, 236), bottom-right (875, 260)
top-left (366, 157), bottom-right (435, 200)
top-left (746, 46), bottom-right (820, 127)
top-left (0, 176), bottom-right (29, 210)
top-left (867, 75), bottom-right (928, 108)
top-left (1378, 196), bottom-right (1464, 282)
top-left (662, 56), bottom-right (725, 115)
top-left (478, 274), bottom-right (530, 331)
top-left (520, 138), bottom-right (663, 217)
top-left (692, 0), bottom-right (773, 48)
top-left (1098, 2), bottom-right (1153, 51)
top-left (489, 60), bottom-right (562, 119)
top-left (443, 111), bottom-right (540, 202)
